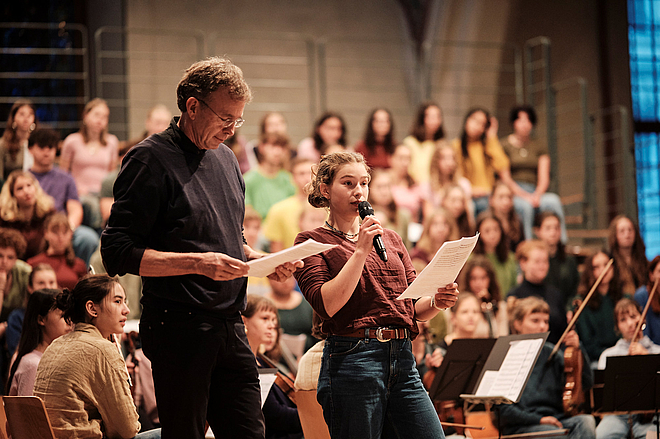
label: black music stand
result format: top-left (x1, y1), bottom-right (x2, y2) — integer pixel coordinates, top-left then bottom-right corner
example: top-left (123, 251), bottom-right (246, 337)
top-left (601, 354), bottom-right (660, 437)
top-left (426, 338), bottom-right (496, 436)
top-left (428, 338), bottom-right (497, 402)
top-left (459, 332), bottom-right (550, 439)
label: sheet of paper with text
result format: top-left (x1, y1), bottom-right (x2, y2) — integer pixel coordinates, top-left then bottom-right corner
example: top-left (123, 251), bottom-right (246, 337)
top-left (247, 239), bottom-right (337, 277)
top-left (397, 233), bottom-right (479, 300)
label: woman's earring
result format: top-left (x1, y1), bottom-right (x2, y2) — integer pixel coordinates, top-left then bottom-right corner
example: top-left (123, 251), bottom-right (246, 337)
top-left (11, 122), bottom-right (17, 130)
top-left (29, 123), bottom-right (36, 132)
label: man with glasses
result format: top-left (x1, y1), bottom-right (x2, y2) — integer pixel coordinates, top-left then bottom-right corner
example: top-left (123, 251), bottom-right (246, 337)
top-left (101, 57), bottom-right (301, 439)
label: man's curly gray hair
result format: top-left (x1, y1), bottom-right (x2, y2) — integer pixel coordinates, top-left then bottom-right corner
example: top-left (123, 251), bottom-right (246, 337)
top-left (176, 57), bottom-right (252, 112)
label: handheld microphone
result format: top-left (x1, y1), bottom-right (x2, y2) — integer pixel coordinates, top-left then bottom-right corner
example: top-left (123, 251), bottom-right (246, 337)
top-left (358, 201), bottom-right (388, 262)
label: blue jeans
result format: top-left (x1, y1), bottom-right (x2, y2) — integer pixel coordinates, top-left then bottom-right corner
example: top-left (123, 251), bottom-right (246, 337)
top-left (509, 414), bottom-right (596, 439)
top-left (513, 181), bottom-right (567, 243)
top-left (317, 335), bottom-right (444, 439)
top-left (474, 195), bottom-right (490, 217)
top-left (72, 225), bottom-right (99, 266)
top-left (596, 414), bottom-right (657, 439)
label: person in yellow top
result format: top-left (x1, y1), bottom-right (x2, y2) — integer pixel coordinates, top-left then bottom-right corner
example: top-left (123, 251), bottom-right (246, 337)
top-left (263, 157), bottom-right (315, 252)
top-left (403, 102), bottom-right (445, 184)
top-left (451, 108), bottom-right (510, 214)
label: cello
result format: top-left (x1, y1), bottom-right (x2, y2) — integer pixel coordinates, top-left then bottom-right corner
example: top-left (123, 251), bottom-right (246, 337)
top-left (550, 258), bottom-right (613, 416)
top-left (258, 352), bottom-right (298, 405)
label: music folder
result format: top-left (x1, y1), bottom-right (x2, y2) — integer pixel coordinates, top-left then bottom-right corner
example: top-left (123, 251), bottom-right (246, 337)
top-left (459, 332), bottom-right (549, 405)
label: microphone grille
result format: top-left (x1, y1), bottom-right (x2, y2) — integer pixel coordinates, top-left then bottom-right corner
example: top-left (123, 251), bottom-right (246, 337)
top-left (358, 201), bottom-right (374, 219)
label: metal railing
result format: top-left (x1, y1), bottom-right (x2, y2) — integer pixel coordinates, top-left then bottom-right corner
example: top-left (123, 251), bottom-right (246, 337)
top-left (590, 105), bottom-right (636, 224)
top-left (425, 39), bottom-right (524, 139)
top-left (94, 26), bottom-right (205, 141)
top-left (549, 75), bottom-right (636, 236)
top-left (524, 37), bottom-right (558, 192)
top-left (550, 77), bottom-right (593, 229)
top-left (0, 22), bottom-right (89, 135)
top-left (208, 31), bottom-right (317, 145)
top-left (317, 36), bottom-right (416, 144)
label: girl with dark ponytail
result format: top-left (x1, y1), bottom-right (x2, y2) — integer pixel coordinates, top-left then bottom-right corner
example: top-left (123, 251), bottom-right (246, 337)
top-left (33, 274), bottom-right (161, 439)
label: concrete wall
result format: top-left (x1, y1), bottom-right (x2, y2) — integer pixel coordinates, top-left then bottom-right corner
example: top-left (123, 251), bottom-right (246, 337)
top-left (124, 0), bottom-right (411, 144)
top-left (122, 0), bottom-right (517, 143)
top-left (121, 0), bottom-right (632, 228)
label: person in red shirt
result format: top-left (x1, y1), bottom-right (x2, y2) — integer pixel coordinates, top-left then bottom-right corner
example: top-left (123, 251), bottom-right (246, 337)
top-left (294, 151), bottom-right (458, 438)
top-left (27, 212), bottom-right (87, 291)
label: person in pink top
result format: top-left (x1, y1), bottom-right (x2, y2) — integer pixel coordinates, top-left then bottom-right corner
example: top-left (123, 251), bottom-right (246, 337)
top-left (60, 98), bottom-right (118, 230)
top-left (297, 112), bottom-right (347, 161)
top-left (389, 143), bottom-right (425, 223)
top-left (8, 288), bottom-right (72, 396)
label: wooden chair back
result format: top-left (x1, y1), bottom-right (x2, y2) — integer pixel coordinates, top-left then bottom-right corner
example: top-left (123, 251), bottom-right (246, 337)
top-left (3, 396), bottom-right (56, 439)
top-left (295, 389), bottom-right (330, 439)
top-left (0, 398), bottom-right (9, 439)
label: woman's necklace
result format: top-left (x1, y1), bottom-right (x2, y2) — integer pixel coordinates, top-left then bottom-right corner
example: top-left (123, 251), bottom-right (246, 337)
top-left (511, 134), bottom-right (529, 157)
top-left (324, 221), bottom-right (359, 239)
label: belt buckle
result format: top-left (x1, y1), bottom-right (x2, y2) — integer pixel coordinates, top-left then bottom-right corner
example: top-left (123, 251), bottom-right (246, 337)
top-left (375, 327), bottom-right (390, 342)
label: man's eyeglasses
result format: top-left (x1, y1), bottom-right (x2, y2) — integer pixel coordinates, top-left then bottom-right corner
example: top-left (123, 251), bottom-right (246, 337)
top-left (197, 98), bottom-right (245, 129)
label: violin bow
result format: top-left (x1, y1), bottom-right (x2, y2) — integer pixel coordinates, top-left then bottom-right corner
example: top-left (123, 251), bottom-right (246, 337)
top-left (632, 277), bottom-right (659, 344)
top-left (549, 258), bottom-right (614, 360)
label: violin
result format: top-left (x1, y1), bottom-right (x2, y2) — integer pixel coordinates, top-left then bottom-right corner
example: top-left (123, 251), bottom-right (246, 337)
top-left (552, 258), bottom-right (613, 416)
top-left (435, 401), bottom-right (466, 435)
top-left (258, 353), bottom-right (297, 405)
top-left (562, 345), bottom-right (584, 416)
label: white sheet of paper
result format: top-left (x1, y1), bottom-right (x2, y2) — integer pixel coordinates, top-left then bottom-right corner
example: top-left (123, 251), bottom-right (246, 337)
top-left (474, 370), bottom-right (498, 396)
top-left (396, 233), bottom-right (479, 300)
top-left (258, 370), bottom-right (278, 408)
top-left (474, 338), bottom-right (544, 401)
top-left (247, 239), bottom-right (337, 277)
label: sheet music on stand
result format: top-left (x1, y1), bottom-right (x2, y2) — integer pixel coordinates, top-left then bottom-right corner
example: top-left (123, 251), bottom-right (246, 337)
top-left (460, 332), bottom-right (549, 405)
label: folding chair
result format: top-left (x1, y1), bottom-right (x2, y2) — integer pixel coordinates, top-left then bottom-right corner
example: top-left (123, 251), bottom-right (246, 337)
top-left (3, 396), bottom-right (56, 439)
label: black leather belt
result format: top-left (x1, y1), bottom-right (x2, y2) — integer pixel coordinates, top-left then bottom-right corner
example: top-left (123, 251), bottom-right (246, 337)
top-left (338, 327), bottom-right (409, 342)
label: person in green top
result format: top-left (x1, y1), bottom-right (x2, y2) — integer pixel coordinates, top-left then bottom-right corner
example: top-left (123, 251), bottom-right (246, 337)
top-left (243, 132), bottom-right (296, 220)
top-left (473, 212), bottom-right (519, 296)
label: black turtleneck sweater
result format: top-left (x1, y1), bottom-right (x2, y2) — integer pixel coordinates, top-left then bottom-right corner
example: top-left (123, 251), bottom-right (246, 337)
top-left (509, 279), bottom-right (567, 344)
top-left (101, 117), bottom-right (248, 317)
